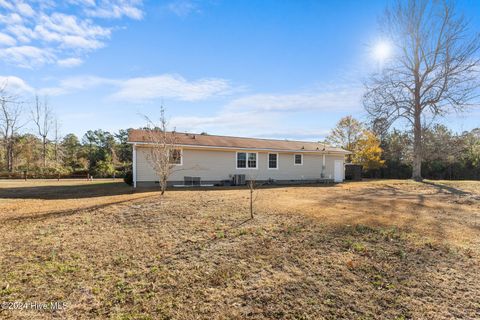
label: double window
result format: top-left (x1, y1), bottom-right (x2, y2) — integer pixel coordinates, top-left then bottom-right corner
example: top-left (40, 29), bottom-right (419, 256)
top-left (268, 153), bottom-right (278, 169)
top-left (294, 154), bottom-right (303, 165)
top-left (237, 152), bottom-right (257, 169)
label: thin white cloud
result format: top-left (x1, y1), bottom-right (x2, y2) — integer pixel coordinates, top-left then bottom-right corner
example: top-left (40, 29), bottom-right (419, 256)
top-left (0, 32), bottom-right (16, 46)
top-left (38, 75), bottom-right (118, 95)
top-left (57, 57), bottom-right (83, 67)
top-left (0, 46), bottom-right (54, 68)
top-left (0, 0), bottom-right (14, 10)
top-left (171, 110), bottom-right (277, 135)
top-left (166, 0), bottom-right (199, 17)
top-left (170, 83), bottom-right (363, 139)
top-left (254, 129), bottom-right (331, 141)
top-left (0, 13), bottom-right (24, 25)
top-left (0, 75), bottom-right (34, 93)
top-left (34, 12), bottom-right (111, 49)
top-left (34, 74), bottom-right (361, 113)
top-left (67, 0), bottom-right (96, 6)
top-left (111, 74), bottom-right (233, 102)
top-left (170, 111), bottom-right (333, 141)
top-left (34, 73), bottom-right (233, 102)
top-left (16, 2), bottom-right (35, 17)
top-left (84, 0), bottom-right (144, 20)
top-left (5, 24), bottom-right (34, 43)
top-left (225, 87), bottom-right (364, 112)
top-left (0, 0), bottom-right (143, 68)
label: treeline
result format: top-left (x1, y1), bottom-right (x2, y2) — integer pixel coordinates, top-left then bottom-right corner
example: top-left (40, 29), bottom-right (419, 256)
top-left (2, 123), bottom-right (479, 180)
top-left (0, 129), bottom-right (132, 178)
top-left (378, 125), bottom-right (480, 180)
top-left (0, 85), bottom-right (132, 179)
top-left (326, 116), bottom-right (480, 180)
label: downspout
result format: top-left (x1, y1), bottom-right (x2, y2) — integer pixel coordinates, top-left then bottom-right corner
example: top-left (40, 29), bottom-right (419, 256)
top-left (132, 143), bottom-right (137, 188)
top-left (321, 154), bottom-right (326, 178)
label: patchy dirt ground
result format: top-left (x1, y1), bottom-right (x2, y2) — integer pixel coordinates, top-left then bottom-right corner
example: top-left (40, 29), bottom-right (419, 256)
top-left (0, 179), bottom-right (479, 319)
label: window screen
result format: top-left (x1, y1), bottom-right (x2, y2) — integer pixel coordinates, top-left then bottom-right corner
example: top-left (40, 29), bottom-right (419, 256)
top-left (247, 153), bottom-right (257, 168)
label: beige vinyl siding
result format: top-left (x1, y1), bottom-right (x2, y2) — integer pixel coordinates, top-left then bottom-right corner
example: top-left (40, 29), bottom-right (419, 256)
top-left (136, 146), bottom-right (344, 182)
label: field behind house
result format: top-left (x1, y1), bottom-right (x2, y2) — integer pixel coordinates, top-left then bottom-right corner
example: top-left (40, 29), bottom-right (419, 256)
top-left (0, 179), bottom-right (479, 319)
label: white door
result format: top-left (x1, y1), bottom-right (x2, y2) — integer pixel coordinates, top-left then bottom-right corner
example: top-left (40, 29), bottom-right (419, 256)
top-left (334, 160), bottom-right (344, 182)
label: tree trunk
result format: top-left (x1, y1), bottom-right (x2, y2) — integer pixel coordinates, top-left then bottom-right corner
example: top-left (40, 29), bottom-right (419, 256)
top-left (7, 142), bottom-right (13, 173)
top-left (412, 55), bottom-right (423, 182)
top-left (42, 136), bottom-right (47, 167)
top-left (54, 143), bottom-right (58, 163)
top-left (250, 187), bottom-right (253, 219)
top-left (160, 175), bottom-right (167, 195)
top-left (412, 110), bottom-right (423, 181)
top-left (4, 145), bottom-right (8, 172)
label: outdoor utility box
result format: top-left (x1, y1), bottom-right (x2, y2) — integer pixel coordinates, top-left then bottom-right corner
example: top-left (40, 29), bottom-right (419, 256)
top-left (345, 164), bottom-right (362, 181)
top-left (233, 174), bottom-right (246, 186)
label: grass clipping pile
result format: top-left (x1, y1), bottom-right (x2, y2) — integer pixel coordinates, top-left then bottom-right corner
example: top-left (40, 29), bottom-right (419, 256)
top-left (0, 180), bottom-right (479, 319)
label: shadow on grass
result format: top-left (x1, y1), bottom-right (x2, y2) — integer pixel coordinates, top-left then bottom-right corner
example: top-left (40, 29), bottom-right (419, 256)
top-left (421, 180), bottom-right (472, 196)
top-left (0, 182), bottom-right (338, 200)
top-left (167, 183), bottom-right (338, 192)
top-left (0, 182), bottom-right (139, 200)
top-left (2, 193), bottom-right (157, 222)
top-left (316, 183), bottom-right (461, 243)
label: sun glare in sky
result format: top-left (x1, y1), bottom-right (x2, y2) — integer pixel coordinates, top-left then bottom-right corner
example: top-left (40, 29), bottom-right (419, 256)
top-left (373, 41), bottom-right (392, 62)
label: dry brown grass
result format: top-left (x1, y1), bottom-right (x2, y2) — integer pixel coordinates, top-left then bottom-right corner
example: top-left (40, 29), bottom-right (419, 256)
top-left (0, 179), bottom-right (479, 319)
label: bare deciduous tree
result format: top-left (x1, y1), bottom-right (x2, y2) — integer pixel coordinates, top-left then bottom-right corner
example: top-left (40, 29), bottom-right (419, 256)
top-left (32, 95), bottom-right (53, 167)
top-left (143, 106), bottom-right (180, 195)
top-left (0, 85), bottom-right (23, 173)
top-left (364, 0), bottom-right (480, 180)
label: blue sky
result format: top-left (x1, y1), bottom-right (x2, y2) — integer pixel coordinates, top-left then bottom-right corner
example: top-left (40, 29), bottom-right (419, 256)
top-left (1, 0), bottom-right (479, 141)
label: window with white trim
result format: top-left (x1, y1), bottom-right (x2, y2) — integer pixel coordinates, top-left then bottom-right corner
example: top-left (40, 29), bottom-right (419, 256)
top-left (237, 152), bottom-right (257, 168)
top-left (169, 149), bottom-right (182, 165)
top-left (268, 153), bottom-right (278, 169)
top-left (294, 154), bottom-right (303, 165)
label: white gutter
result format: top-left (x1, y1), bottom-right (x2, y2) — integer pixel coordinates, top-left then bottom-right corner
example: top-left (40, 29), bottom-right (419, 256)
top-left (132, 143), bottom-right (137, 188)
top-left (127, 141), bottom-right (351, 155)
top-left (321, 154), bottom-right (326, 178)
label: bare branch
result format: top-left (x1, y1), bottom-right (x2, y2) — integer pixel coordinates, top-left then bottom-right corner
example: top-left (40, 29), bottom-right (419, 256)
top-left (31, 94), bottom-right (54, 167)
top-left (0, 83), bottom-right (24, 172)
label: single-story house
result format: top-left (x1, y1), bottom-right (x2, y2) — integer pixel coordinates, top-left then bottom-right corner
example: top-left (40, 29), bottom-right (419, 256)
top-left (128, 130), bottom-right (350, 188)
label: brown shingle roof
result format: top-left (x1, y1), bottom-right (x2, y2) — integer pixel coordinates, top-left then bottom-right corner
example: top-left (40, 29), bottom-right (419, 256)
top-left (128, 129), bottom-right (349, 153)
